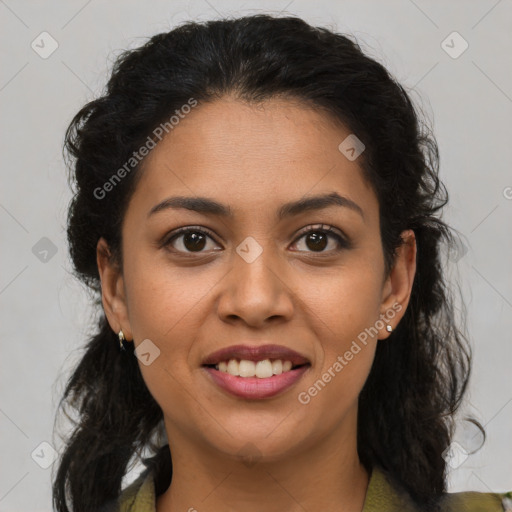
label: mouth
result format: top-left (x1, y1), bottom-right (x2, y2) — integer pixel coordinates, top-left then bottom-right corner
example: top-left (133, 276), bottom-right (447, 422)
top-left (201, 344), bottom-right (311, 399)
top-left (202, 359), bottom-right (310, 377)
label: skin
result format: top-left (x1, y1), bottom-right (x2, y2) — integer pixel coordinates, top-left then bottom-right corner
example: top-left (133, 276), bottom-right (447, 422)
top-left (97, 95), bottom-right (416, 512)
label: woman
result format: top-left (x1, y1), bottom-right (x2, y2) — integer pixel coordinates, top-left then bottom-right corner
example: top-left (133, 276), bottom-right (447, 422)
top-left (52, 14), bottom-right (511, 512)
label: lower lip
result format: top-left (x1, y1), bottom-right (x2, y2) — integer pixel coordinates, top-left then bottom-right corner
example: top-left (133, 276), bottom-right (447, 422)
top-left (203, 365), bottom-right (310, 400)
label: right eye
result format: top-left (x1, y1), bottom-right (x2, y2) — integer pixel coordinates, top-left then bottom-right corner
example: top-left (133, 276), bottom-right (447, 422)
top-left (162, 226), bottom-right (222, 254)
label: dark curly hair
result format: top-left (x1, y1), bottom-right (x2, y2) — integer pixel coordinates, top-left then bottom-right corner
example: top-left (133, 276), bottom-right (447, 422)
top-left (52, 14), bottom-right (483, 512)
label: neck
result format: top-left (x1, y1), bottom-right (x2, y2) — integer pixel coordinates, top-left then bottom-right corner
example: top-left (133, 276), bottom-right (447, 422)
top-left (156, 415), bottom-right (370, 512)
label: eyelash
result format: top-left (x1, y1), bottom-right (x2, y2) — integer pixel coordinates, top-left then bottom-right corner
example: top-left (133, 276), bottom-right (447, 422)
top-left (162, 224), bottom-right (351, 255)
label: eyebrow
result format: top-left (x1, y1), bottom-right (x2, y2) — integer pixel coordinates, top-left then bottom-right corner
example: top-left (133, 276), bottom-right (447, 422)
top-left (147, 192), bottom-right (364, 221)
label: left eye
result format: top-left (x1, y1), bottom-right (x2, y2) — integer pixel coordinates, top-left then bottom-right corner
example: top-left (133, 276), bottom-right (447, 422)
top-left (291, 225), bottom-right (349, 253)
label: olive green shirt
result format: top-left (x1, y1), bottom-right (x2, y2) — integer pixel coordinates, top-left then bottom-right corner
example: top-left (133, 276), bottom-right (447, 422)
top-left (117, 465), bottom-right (511, 511)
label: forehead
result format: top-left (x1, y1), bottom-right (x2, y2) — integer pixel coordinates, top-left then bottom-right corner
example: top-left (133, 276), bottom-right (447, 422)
top-left (127, 96), bottom-right (377, 223)
top-left (147, 96), bottom-right (352, 166)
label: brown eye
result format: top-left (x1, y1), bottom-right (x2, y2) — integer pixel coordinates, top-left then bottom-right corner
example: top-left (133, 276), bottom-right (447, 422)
top-left (291, 225), bottom-right (350, 253)
top-left (164, 227), bottom-right (220, 254)
top-left (303, 231), bottom-right (329, 251)
top-left (180, 231), bottom-right (207, 252)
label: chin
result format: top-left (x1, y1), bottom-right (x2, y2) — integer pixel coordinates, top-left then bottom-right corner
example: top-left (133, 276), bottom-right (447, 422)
top-left (203, 421), bottom-right (308, 463)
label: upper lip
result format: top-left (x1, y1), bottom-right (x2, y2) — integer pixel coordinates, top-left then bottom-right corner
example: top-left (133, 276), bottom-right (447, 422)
top-left (202, 344), bottom-right (310, 366)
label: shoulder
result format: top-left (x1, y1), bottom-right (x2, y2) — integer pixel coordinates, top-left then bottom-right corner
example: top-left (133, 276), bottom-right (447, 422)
top-left (364, 465), bottom-right (512, 512)
top-left (114, 465), bottom-right (512, 512)
top-left (117, 469), bottom-right (156, 512)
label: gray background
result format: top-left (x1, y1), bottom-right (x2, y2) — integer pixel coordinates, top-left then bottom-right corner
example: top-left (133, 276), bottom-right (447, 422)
top-left (1, 1), bottom-right (511, 510)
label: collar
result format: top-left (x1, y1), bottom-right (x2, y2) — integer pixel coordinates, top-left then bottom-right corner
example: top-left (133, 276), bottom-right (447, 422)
top-left (118, 464), bottom-right (508, 512)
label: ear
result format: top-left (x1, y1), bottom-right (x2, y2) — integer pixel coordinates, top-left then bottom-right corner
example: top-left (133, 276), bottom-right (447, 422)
top-left (96, 237), bottom-right (133, 342)
top-left (378, 229), bottom-right (417, 340)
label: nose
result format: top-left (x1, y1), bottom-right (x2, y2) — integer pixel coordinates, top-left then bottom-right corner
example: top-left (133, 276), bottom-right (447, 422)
top-left (216, 243), bottom-right (295, 328)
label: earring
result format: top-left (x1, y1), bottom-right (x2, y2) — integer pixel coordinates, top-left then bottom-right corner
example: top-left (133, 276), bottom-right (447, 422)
top-left (118, 330), bottom-right (126, 351)
top-left (386, 324), bottom-right (393, 333)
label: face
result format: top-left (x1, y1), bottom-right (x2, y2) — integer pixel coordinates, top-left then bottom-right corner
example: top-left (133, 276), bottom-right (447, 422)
top-left (97, 95), bottom-right (416, 464)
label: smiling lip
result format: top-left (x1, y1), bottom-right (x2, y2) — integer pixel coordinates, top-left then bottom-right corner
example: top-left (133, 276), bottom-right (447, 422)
top-left (201, 344), bottom-right (310, 400)
top-left (203, 365), bottom-right (310, 399)
top-left (202, 344), bottom-right (310, 366)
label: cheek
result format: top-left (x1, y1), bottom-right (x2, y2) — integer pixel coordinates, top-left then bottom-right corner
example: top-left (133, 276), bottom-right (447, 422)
top-left (300, 263), bottom-right (382, 397)
top-left (122, 256), bottom-right (217, 399)
top-left (124, 274), bottom-right (212, 428)
top-left (124, 251), bottom-right (216, 341)
top-left (296, 283), bottom-right (380, 418)
top-left (304, 260), bottom-right (383, 339)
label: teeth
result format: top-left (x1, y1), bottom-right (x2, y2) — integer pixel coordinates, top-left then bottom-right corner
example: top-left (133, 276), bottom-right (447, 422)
top-left (239, 360), bottom-right (256, 377)
top-left (227, 359), bottom-right (239, 375)
top-left (272, 360), bottom-right (282, 375)
top-left (215, 358), bottom-right (299, 378)
top-left (255, 360), bottom-right (273, 378)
